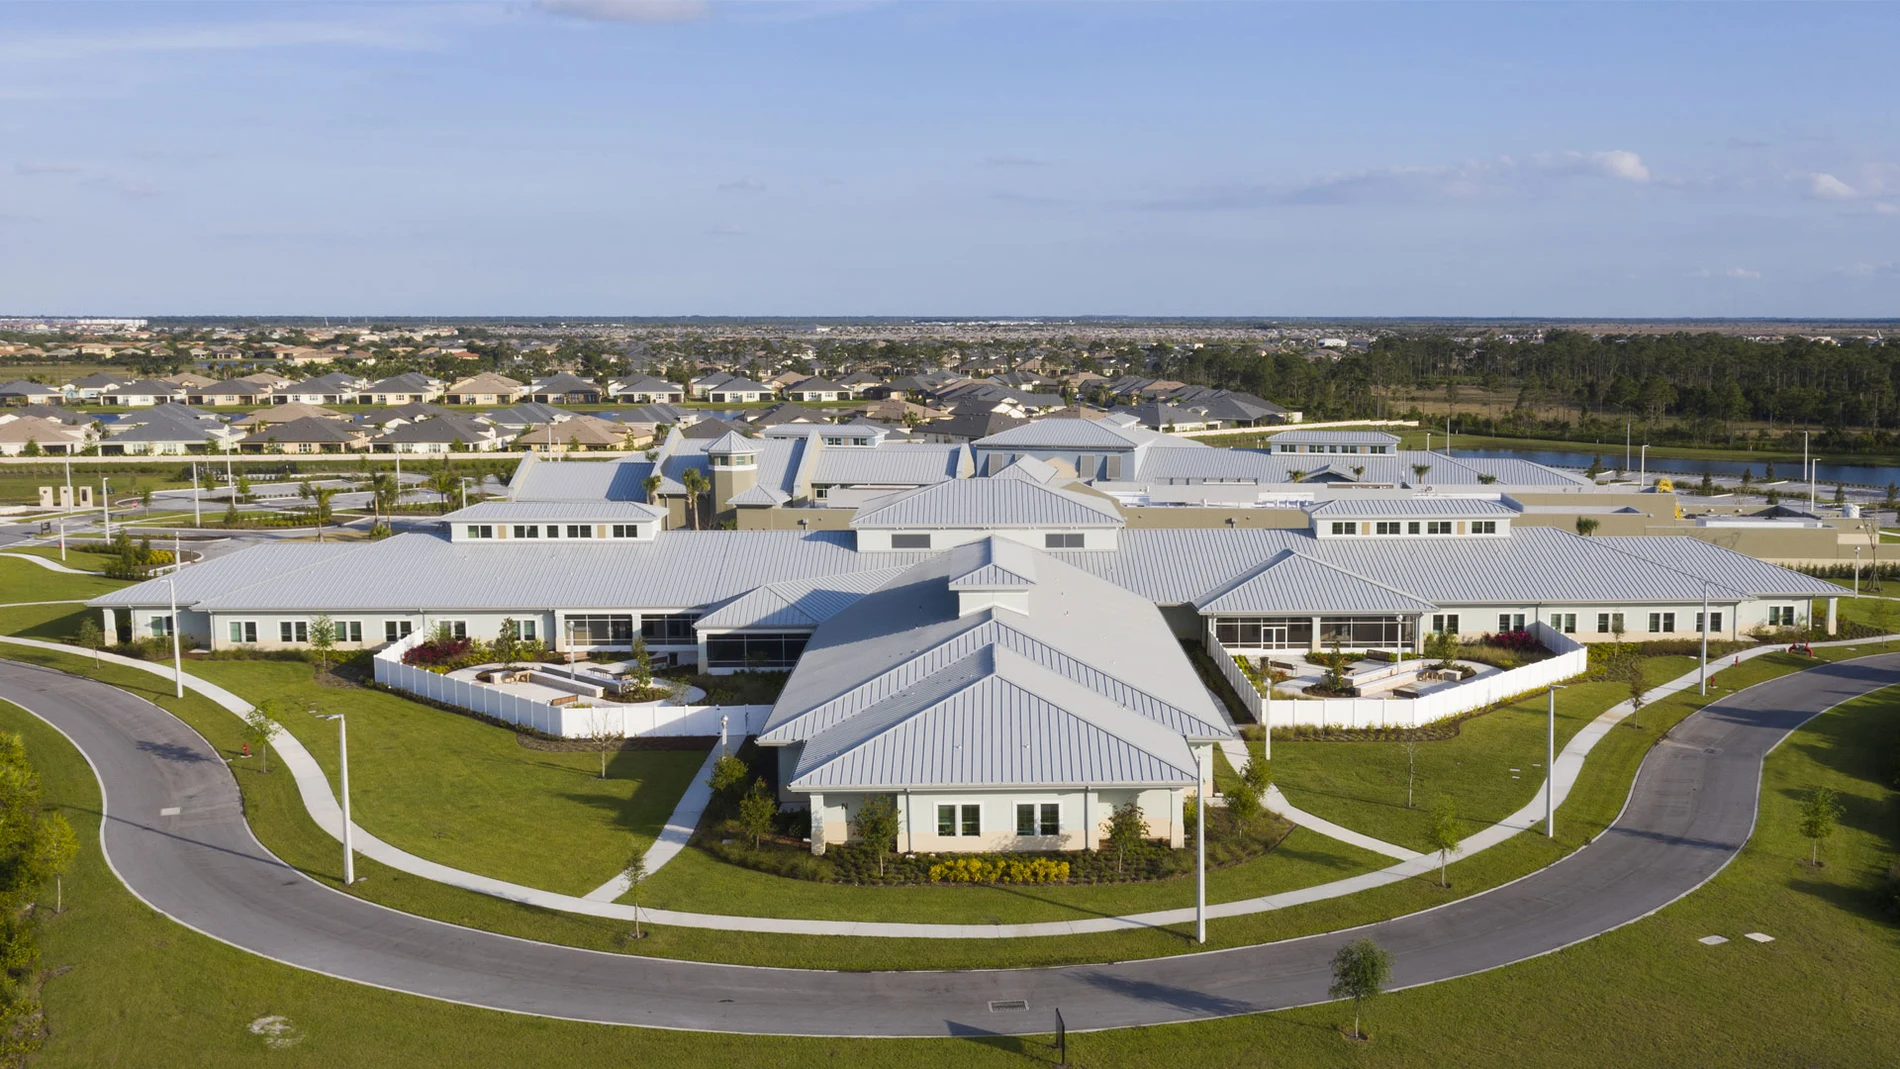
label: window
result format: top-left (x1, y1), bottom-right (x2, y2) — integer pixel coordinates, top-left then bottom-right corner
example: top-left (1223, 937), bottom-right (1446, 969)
top-left (343, 621), bottom-right (363, 643)
top-left (610, 524), bottom-right (643, 539)
top-left (1407, 521), bottom-right (1421, 534)
top-left (1551, 613), bottom-right (1576, 634)
top-left (1426, 520), bottom-right (1453, 535)
top-left (1375, 521), bottom-right (1402, 535)
top-left (465, 525), bottom-right (494, 539)
top-left (280, 621), bottom-right (308, 643)
top-left (228, 621), bottom-right (257, 644)
top-left (1695, 612), bottom-right (1723, 633)
top-left (1498, 613), bottom-right (1525, 632)
top-left (937, 804), bottom-right (979, 836)
top-left (570, 614), bottom-right (635, 646)
top-left (385, 620), bottom-right (412, 642)
top-left (1769, 605), bottom-right (1799, 627)
top-left (891, 533), bottom-right (932, 549)
top-left (640, 612), bottom-right (699, 644)
top-left (1044, 533), bottom-right (1084, 549)
top-left (150, 615), bottom-right (173, 637)
top-left (512, 525), bottom-right (539, 539)
top-left (1431, 614), bottom-right (1460, 635)
top-left (1329, 521), bottom-right (1357, 535)
top-left (1472, 520), bottom-right (1498, 534)
top-left (705, 633), bottom-right (809, 670)
top-left (447, 620), bottom-right (467, 640)
top-left (1648, 612), bottom-right (1676, 634)
top-left (1596, 612), bottom-right (1625, 635)
top-left (507, 619), bottom-right (537, 641)
top-left (566, 524), bottom-right (592, 539)
top-left (544, 525), bottom-right (560, 539)
top-left (937, 805), bottom-right (956, 836)
top-left (1016, 803), bottom-right (1059, 836)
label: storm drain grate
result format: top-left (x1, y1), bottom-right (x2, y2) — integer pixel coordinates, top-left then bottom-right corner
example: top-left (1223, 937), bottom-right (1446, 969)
top-left (988, 1000), bottom-right (1029, 1013)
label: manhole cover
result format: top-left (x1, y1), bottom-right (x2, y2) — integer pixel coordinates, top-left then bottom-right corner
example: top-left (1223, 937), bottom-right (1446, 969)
top-left (989, 1000), bottom-right (1029, 1012)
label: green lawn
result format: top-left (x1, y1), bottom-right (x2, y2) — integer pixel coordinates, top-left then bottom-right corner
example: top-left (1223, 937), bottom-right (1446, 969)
top-left (1272, 654), bottom-right (1695, 852)
top-left (0, 544), bottom-right (118, 573)
top-left (0, 556), bottom-right (125, 603)
top-left (9, 669), bottom-right (1899, 1066)
top-left (182, 660), bottom-right (709, 897)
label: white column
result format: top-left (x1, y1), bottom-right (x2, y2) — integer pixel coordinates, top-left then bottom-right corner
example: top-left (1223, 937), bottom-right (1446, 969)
top-left (808, 792), bottom-right (826, 856)
top-left (1827, 597), bottom-right (1838, 636)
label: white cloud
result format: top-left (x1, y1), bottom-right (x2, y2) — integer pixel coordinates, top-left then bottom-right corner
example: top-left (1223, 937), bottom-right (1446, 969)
top-left (1531, 149), bottom-right (1651, 183)
top-left (537, 0), bottom-right (712, 23)
top-left (1839, 262), bottom-right (1897, 277)
top-left (1688, 267), bottom-right (1761, 280)
top-left (717, 178), bottom-right (766, 193)
top-left (1809, 172), bottom-right (1859, 200)
top-left (1725, 267), bottom-right (1761, 279)
top-left (1148, 147), bottom-right (1658, 210)
top-left (1590, 150), bottom-right (1650, 183)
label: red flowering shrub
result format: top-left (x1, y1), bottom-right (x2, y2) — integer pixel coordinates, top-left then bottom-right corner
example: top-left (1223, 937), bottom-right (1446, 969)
top-left (1482, 629), bottom-right (1539, 652)
top-left (402, 637), bottom-right (473, 667)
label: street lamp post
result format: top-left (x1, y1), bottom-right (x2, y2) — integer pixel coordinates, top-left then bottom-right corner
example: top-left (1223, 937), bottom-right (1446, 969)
top-left (1639, 444), bottom-right (1649, 490)
top-left (1855, 545), bottom-right (1862, 598)
top-left (192, 461), bottom-right (201, 526)
top-left (163, 574), bottom-right (183, 699)
top-left (1546, 684), bottom-right (1566, 838)
top-left (313, 710), bottom-right (354, 885)
top-left (100, 477), bottom-right (110, 539)
top-left (1699, 580), bottom-right (1711, 696)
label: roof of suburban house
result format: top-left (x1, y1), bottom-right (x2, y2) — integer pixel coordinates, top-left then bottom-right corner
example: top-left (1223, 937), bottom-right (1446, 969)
top-left (530, 373), bottom-right (599, 393)
top-left (704, 377), bottom-right (775, 393)
top-left (974, 417), bottom-right (1188, 450)
top-left (233, 403), bottom-right (345, 426)
top-left (1267, 429), bottom-right (1403, 446)
top-left (71, 373), bottom-right (129, 389)
top-left (923, 410), bottom-right (1029, 440)
top-left (786, 377), bottom-right (845, 393)
top-left (276, 372), bottom-right (359, 393)
top-left (612, 375), bottom-right (682, 393)
top-left (515, 416), bottom-right (628, 446)
top-left (486, 402), bottom-right (570, 427)
top-left (747, 403), bottom-right (824, 427)
top-left (375, 414), bottom-right (497, 443)
top-left (447, 372), bottom-right (524, 393)
top-left (239, 417), bottom-right (364, 444)
top-left (850, 478), bottom-right (1123, 529)
top-left (0, 380), bottom-right (56, 396)
top-left (0, 417), bottom-right (86, 443)
top-left (444, 500), bottom-right (667, 523)
top-left (680, 417), bottom-right (753, 439)
top-left (194, 379), bottom-right (271, 396)
top-left (695, 567), bottom-right (908, 631)
top-left (110, 378), bottom-right (186, 397)
top-left (13, 404), bottom-right (90, 424)
top-left (105, 414), bottom-right (227, 443)
top-left (361, 372), bottom-right (439, 393)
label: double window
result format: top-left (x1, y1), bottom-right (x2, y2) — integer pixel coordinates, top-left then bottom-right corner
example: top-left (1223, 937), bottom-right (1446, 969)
top-left (1597, 612), bottom-right (1625, 634)
top-left (446, 620), bottom-right (468, 640)
top-left (1426, 520), bottom-right (1453, 535)
top-left (341, 621), bottom-right (363, 643)
top-left (512, 525), bottom-right (539, 538)
top-left (228, 620), bottom-right (257, 644)
top-left (1497, 613), bottom-right (1525, 632)
top-left (610, 524), bottom-right (643, 539)
top-left (1374, 521), bottom-right (1402, 535)
top-left (705, 633), bottom-right (808, 670)
top-left (280, 621), bottom-right (308, 643)
top-left (565, 524), bottom-right (592, 539)
top-left (1769, 605), bottom-right (1799, 627)
top-left (150, 615), bottom-right (174, 637)
top-left (464, 525), bottom-right (494, 539)
top-left (641, 613), bottom-right (699, 644)
top-left (1472, 520), bottom-right (1498, 534)
top-left (1648, 612), bottom-right (1676, 634)
top-left (937, 804), bottom-right (981, 837)
top-left (1329, 521), bottom-right (1357, 535)
top-left (570, 614), bottom-right (634, 646)
top-left (1431, 614), bottom-right (1460, 635)
top-left (1694, 612), bottom-right (1724, 633)
top-left (506, 619), bottom-right (537, 641)
top-left (1551, 613), bottom-right (1577, 634)
top-left (1044, 533), bottom-right (1084, 549)
top-left (1016, 803), bottom-right (1060, 837)
top-left (385, 620), bottom-right (413, 643)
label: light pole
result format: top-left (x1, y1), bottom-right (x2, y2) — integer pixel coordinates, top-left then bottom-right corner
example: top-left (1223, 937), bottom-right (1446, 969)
top-left (1639, 444), bottom-right (1649, 490)
top-left (100, 477), bottom-right (110, 539)
top-left (1546, 684), bottom-right (1566, 838)
top-left (1698, 580), bottom-right (1711, 696)
top-left (1194, 744), bottom-right (1206, 944)
top-left (1804, 430), bottom-right (1813, 515)
top-left (163, 574), bottom-right (183, 698)
top-left (192, 461), bottom-right (201, 526)
top-left (1855, 545), bottom-right (1862, 598)
top-left (459, 476), bottom-right (472, 510)
top-left (312, 709), bottom-right (353, 885)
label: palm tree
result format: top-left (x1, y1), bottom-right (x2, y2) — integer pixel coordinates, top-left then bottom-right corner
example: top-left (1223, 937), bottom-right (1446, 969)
top-left (309, 484), bottom-right (337, 542)
top-left (1287, 468), bottom-right (1308, 483)
top-left (1411, 463), bottom-right (1432, 483)
top-left (1575, 517), bottom-right (1600, 537)
top-left (680, 468), bottom-right (710, 529)
top-left (368, 472), bottom-right (392, 527)
top-left (427, 470), bottom-right (459, 514)
top-left (643, 474), bottom-right (662, 504)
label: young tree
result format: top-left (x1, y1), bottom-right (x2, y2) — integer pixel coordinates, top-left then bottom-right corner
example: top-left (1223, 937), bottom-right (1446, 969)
top-left (1425, 799), bottom-right (1462, 887)
top-left (630, 635), bottom-right (655, 695)
top-left (623, 847), bottom-right (648, 940)
top-left (35, 812), bottom-right (79, 913)
top-left (493, 618), bottom-right (521, 671)
top-left (1621, 655), bottom-right (1650, 730)
top-left (708, 753), bottom-right (749, 796)
top-left (242, 701), bottom-right (282, 773)
top-left (307, 614), bottom-right (337, 674)
top-left (1410, 463), bottom-right (1432, 483)
top-left (736, 778), bottom-right (778, 849)
top-left (1328, 937), bottom-right (1392, 1041)
top-left (1104, 799), bottom-right (1146, 875)
top-left (1574, 516), bottom-right (1600, 537)
top-left (854, 793), bottom-right (900, 875)
top-left (308, 483), bottom-right (337, 542)
top-left (1798, 785), bottom-right (1843, 867)
top-left (1426, 628), bottom-right (1458, 669)
top-left (584, 708), bottom-right (625, 780)
top-left (75, 616), bottom-right (104, 667)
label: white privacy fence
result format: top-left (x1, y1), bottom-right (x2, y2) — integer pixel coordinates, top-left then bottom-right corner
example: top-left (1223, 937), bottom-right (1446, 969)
top-left (1212, 622), bottom-right (1589, 731)
top-left (372, 631), bottom-right (771, 739)
top-left (1204, 632), bottom-right (1265, 722)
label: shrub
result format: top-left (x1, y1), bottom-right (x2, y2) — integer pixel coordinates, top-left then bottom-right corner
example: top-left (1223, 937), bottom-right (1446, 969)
top-left (400, 636), bottom-right (480, 669)
top-left (927, 857), bottom-right (1070, 884)
top-left (1482, 629), bottom-right (1539, 652)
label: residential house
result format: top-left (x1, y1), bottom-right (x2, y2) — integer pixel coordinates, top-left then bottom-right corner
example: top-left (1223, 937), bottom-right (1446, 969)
top-left (0, 380), bottom-right (63, 406)
top-left (608, 375), bottom-right (685, 404)
top-left (187, 379), bottom-right (274, 406)
top-left (444, 373), bottom-right (527, 406)
top-left (238, 416), bottom-right (369, 454)
top-left (528, 373), bottom-right (603, 405)
top-left (272, 372), bottom-right (363, 406)
top-left (358, 372), bottom-right (444, 406)
top-left (102, 378), bottom-right (187, 406)
top-left (515, 415), bottom-right (637, 454)
top-left (784, 377), bottom-right (850, 403)
top-left (371, 413), bottom-right (506, 454)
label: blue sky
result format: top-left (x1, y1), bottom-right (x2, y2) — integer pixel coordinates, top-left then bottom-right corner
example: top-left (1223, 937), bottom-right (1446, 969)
top-left (2, 1), bottom-right (1896, 317)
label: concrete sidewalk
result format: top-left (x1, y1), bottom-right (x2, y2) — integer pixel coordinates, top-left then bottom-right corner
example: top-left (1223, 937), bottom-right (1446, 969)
top-left (583, 745), bottom-right (724, 901)
top-left (2, 632), bottom-right (1882, 939)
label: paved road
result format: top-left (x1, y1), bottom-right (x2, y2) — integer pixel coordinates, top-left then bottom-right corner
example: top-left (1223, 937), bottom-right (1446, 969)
top-left (1, 654), bottom-right (1893, 1037)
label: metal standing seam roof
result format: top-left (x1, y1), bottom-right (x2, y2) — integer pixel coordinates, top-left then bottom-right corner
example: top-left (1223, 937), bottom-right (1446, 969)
top-left (973, 418), bottom-right (1190, 450)
top-left (1306, 497), bottom-right (1517, 519)
top-left (727, 484), bottom-right (792, 507)
top-left (93, 531), bottom-right (938, 614)
top-left (787, 649), bottom-right (1199, 791)
top-left (1267, 429), bottom-right (1402, 446)
top-left (849, 479), bottom-right (1124, 529)
top-left (443, 500), bottom-right (667, 522)
top-left (945, 537), bottom-right (1039, 589)
top-left (810, 445), bottom-right (965, 486)
top-left (1589, 536), bottom-right (1845, 597)
top-left (509, 457), bottom-right (654, 502)
top-left (1195, 550), bottom-right (1441, 615)
top-left (694, 567), bottom-right (908, 631)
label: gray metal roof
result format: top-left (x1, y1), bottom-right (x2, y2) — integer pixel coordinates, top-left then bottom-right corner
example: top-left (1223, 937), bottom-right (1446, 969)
top-left (1196, 550), bottom-right (1439, 614)
top-left (850, 479), bottom-right (1123, 529)
top-left (695, 568), bottom-right (906, 631)
top-left (727, 484), bottom-right (792, 507)
top-left (509, 456), bottom-right (651, 501)
top-left (1267, 429), bottom-right (1402, 445)
top-left (974, 418), bottom-right (1187, 451)
top-left (811, 444), bottom-right (965, 486)
top-left (945, 537), bottom-right (1039, 590)
top-left (1590, 536), bottom-right (1844, 598)
top-left (1307, 496), bottom-right (1516, 519)
top-left (444, 500), bottom-right (665, 522)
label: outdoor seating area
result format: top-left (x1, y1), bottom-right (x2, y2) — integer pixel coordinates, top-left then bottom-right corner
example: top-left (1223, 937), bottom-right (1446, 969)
top-left (1265, 654), bottom-right (1499, 700)
top-left (449, 662), bottom-right (703, 707)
